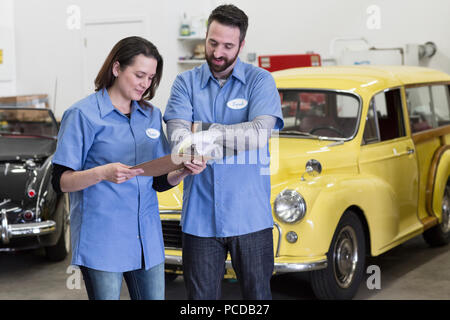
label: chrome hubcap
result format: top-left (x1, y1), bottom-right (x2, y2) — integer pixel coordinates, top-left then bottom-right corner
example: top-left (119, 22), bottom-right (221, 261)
top-left (333, 226), bottom-right (358, 289)
top-left (441, 187), bottom-right (450, 234)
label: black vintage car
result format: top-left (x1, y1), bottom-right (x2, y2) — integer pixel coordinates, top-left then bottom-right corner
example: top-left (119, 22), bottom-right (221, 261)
top-left (0, 107), bottom-right (69, 261)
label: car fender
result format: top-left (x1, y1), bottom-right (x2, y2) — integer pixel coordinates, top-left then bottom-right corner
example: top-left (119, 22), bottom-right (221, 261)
top-left (430, 147), bottom-right (450, 222)
top-left (274, 173), bottom-right (399, 258)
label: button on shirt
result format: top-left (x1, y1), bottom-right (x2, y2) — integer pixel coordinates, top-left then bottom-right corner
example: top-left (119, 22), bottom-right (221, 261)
top-left (164, 58), bottom-right (284, 237)
top-left (52, 89), bottom-right (169, 272)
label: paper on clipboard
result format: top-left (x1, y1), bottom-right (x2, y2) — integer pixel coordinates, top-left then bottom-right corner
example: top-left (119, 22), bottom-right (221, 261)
top-left (132, 123), bottom-right (220, 177)
top-left (131, 154), bottom-right (210, 177)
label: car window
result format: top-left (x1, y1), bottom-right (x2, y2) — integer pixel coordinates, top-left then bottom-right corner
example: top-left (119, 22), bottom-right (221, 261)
top-left (279, 90), bottom-right (360, 140)
top-left (366, 89), bottom-right (405, 142)
top-left (431, 85), bottom-right (450, 127)
top-left (362, 101), bottom-right (378, 144)
top-left (0, 108), bottom-right (58, 138)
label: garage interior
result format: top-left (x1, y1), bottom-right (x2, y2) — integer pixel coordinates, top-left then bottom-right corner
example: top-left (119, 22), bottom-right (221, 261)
top-left (1, 0), bottom-right (450, 300)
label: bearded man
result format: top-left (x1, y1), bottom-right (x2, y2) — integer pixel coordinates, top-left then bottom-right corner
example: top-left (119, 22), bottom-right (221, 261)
top-left (164, 4), bottom-right (284, 300)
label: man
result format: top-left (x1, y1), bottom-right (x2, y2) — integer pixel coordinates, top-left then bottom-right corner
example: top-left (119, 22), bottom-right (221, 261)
top-left (164, 4), bottom-right (283, 300)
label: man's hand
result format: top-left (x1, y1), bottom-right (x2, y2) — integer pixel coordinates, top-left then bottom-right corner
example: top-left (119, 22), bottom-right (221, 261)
top-left (183, 159), bottom-right (207, 175)
top-left (167, 159), bottom-right (207, 187)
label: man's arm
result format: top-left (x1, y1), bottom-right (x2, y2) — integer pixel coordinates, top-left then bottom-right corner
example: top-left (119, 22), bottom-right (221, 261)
top-left (166, 119), bottom-right (192, 150)
top-left (210, 115), bottom-right (276, 152)
top-left (167, 115), bottom-right (276, 154)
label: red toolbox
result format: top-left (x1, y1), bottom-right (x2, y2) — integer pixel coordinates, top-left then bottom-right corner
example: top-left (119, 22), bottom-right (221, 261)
top-left (258, 53), bottom-right (321, 72)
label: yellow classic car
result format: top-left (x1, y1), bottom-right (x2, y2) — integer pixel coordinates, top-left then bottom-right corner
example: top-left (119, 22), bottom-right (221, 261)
top-left (158, 65), bottom-right (450, 299)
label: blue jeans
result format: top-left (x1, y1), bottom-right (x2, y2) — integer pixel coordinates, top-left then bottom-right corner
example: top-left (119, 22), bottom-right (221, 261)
top-left (79, 262), bottom-right (165, 300)
top-left (182, 228), bottom-right (274, 300)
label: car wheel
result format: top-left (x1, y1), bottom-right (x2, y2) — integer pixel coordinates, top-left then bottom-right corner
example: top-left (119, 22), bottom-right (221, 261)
top-left (46, 193), bottom-right (70, 262)
top-left (310, 211), bottom-right (366, 300)
top-left (165, 272), bottom-right (178, 283)
top-left (423, 183), bottom-right (450, 247)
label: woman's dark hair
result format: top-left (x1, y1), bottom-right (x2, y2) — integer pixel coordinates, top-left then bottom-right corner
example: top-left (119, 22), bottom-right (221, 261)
top-left (95, 36), bottom-right (163, 108)
top-left (207, 4), bottom-right (248, 43)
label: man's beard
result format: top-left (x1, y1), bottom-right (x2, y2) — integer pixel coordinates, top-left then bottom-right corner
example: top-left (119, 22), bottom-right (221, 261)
top-left (206, 48), bottom-right (240, 75)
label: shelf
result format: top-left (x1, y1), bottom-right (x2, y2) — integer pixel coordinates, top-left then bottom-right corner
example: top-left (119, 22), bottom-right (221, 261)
top-left (178, 59), bottom-right (205, 64)
top-left (177, 36), bottom-right (205, 41)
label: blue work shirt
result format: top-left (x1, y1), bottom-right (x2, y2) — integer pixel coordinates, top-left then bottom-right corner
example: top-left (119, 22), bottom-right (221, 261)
top-left (53, 89), bottom-right (169, 272)
top-left (164, 58), bottom-right (283, 237)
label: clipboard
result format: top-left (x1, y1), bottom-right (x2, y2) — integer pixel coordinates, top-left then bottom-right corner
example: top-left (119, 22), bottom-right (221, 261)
top-left (131, 153), bottom-right (210, 177)
top-left (132, 122), bottom-right (211, 177)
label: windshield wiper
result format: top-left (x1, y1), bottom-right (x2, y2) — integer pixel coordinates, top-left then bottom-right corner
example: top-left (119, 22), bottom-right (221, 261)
top-left (280, 131), bottom-right (321, 138)
top-left (279, 130), bottom-right (346, 142)
top-left (0, 131), bottom-right (55, 139)
top-left (0, 131), bottom-right (21, 135)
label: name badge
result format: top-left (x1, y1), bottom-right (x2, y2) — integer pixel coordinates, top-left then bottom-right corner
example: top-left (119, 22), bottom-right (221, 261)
top-left (227, 98), bottom-right (248, 110)
top-left (146, 128), bottom-right (160, 139)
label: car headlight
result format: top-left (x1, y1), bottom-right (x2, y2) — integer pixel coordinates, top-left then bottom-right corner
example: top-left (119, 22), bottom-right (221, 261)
top-left (274, 189), bottom-right (306, 224)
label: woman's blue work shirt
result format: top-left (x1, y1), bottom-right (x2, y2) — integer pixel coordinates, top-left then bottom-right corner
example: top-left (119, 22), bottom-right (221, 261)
top-left (52, 89), bottom-right (169, 272)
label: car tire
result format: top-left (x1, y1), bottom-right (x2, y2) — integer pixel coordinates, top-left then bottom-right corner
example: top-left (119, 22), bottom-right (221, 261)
top-left (45, 193), bottom-right (70, 262)
top-left (310, 211), bottom-right (366, 300)
top-left (423, 183), bottom-right (450, 247)
top-left (165, 273), bottom-right (178, 283)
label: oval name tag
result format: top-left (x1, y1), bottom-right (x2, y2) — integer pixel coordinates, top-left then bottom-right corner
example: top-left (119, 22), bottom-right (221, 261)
top-left (227, 98), bottom-right (248, 110)
top-left (146, 128), bottom-right (160, 139)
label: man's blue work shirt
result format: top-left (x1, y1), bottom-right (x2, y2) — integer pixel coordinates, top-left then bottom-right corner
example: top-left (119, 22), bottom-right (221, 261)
top-left (164, 58), bottom-right (284, 237)
top-left (53, 89), bottom-right (169, 272)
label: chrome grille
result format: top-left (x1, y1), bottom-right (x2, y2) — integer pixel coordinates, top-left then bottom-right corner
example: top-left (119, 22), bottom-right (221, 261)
top-left (161, 220), bottom-right (182, 249)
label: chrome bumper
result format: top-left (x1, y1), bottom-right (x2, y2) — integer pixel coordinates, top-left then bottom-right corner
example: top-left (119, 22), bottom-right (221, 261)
top-left (165, 255), bottom-right (328, 273)
top-left (0, 209), bottom-right (56, 244)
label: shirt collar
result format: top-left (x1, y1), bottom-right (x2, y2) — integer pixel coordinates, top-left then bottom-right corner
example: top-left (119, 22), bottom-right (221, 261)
top-left (200, 57), bottom-right (246, 89)
top-left (131, 100), bottom-right (150, 118)
top-left (96, 89), bottom-right (149, 118)
top-left (96, 89), bottom-right (115, 118)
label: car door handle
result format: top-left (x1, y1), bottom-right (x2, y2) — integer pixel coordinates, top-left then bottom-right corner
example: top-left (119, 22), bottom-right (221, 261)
top-left (394, 147), bottom-right (415, 157)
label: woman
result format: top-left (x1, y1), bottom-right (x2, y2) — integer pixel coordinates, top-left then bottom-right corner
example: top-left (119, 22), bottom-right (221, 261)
top-left (52, 36), bottom-right (205, 300)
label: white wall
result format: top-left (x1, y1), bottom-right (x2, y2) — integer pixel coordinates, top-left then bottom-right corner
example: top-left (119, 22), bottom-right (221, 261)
top-left (11, 0), bottom-right (450, 119)
top-left (0, 0), bottom-right (16, 96)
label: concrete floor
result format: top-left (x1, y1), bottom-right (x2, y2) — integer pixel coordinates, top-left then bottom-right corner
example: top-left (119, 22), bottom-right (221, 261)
top-left (0, 234), bottom-right (449, 300)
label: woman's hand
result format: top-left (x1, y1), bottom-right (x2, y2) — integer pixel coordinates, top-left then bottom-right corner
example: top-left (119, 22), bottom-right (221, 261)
top-left (98, 163), bottom-right (144, 184)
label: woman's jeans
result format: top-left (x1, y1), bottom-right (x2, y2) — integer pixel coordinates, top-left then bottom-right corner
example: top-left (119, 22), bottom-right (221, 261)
top-left (182, 228), bottom-right (274, 300)
top-left (79, 262), bottom-right (165, 300)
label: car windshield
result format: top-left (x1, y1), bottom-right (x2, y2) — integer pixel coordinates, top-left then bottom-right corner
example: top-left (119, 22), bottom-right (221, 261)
top-left (0, 108), bottom-right (58, 138)
top-left (279, 89), bottom-right (360, 140)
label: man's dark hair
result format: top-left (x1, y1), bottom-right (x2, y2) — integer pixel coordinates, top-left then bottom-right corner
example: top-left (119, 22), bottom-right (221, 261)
top-left (207, 4), bottom-right (248, 43)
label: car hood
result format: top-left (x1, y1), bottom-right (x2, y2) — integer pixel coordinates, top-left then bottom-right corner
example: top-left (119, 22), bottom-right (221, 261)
top-left (269, 136), bottom-right (359, 188)
top-left (158, 136), bottom-right (359, 210)
top-left (0, 137), bottom-right (56, 161)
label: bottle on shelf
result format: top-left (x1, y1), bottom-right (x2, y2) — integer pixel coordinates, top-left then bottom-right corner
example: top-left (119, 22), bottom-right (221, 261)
top-left (179, 13), bottom-right (191, 37)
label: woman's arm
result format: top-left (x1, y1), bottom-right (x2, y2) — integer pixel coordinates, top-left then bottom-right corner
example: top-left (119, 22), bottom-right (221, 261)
top-left (60, 163), bottom-right (144, 193)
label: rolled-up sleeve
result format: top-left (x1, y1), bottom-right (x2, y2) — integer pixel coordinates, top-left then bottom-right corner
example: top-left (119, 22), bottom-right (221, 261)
top-left (163, 74), bottom-right (194, 123)
top-left (154, 109), bottom-right (171, 158)
top-left (248, 71), bottom-right (284, 130)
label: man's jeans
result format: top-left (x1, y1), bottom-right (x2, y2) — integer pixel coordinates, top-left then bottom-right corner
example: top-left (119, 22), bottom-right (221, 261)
top-left (182, 228), bottom-right (274, 300)
top-left (79, 262), bottom-right (165, 300)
